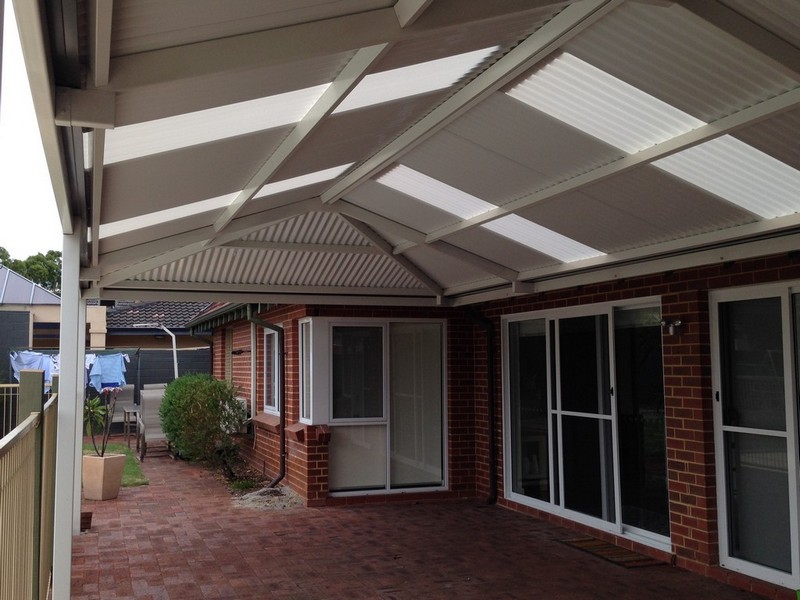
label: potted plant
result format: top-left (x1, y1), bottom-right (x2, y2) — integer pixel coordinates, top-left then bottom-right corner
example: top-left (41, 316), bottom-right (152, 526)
top-left (82, 389), bottom-right (127, 500)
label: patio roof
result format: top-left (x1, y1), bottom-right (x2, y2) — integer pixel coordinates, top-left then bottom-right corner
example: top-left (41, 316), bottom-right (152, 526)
top-left (15, 0), bottom-right (800, 307)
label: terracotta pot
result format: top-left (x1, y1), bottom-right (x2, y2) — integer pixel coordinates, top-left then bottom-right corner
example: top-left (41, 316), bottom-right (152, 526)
top-left (82, 454), bottom-right (126, 500)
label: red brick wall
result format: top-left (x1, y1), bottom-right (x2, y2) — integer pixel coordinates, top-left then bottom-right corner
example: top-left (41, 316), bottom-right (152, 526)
top-left (480, 251), bottom-right (800, 587)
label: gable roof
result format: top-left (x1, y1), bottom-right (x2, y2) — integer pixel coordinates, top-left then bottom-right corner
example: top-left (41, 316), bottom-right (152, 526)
top-left (17, 0), bottom-right (800, 307)
top-left (0, 265), bottom-right (60, 305)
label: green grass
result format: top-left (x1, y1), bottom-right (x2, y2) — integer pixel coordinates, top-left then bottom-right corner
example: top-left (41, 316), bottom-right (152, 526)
top-left (83, 443), bottom-right (149, 487)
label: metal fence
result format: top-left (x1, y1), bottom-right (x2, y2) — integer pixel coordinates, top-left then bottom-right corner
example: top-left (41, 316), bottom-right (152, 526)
top-left (0, 375), bottom-right (57, 600)
top-left (0, 385), bottom-right (19, 438)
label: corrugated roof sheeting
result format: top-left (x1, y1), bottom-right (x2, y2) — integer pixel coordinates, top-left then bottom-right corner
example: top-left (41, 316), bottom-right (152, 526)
top-left (517, 166), bottom-right (758, 255)
top-left (132, 246), bottom-right (424, 290)
top-left (110, 0), bottom-right (393, 56)
top-left (564, 1), bottom-right (799, 122)
top-left (244, 212), bottom-right (370, 247)
top-left (721, 0), bottom-right (800, 49)
top-left (442, 94), bottom-right (625, 195)
top-left (732, 107), bottom-right (800, 172)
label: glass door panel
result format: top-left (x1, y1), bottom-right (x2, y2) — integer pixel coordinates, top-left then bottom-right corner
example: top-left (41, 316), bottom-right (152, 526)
top-left (558, 314), bottom-right (615, 522)
top-left (508, 319), bottom-right (550, 501)
top-left (559, 315), bottom-right (611, 415)
top-left (718, 296), bottom-right (792, 574)
top-left (390, 323), bottom-right (443, 488)
top-left (614, 307), bottom-right (669, 536)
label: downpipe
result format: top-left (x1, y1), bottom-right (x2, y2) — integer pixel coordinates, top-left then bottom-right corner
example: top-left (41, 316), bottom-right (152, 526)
top-left (247, 304), bottom-right (286, 487)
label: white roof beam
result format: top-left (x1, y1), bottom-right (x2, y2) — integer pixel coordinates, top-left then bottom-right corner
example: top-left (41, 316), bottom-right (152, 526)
top-left (89, 130), bottom-right (106, 266)
top-left (212, 44), bottom-right (389, 234)
top-left (426, 87), bottom-right (800, 243)
top-left (334, 201), bottom-right (428, 245)
top-left (342, 216), bottom-right (444, 301)
top-left (394, 0), bottom-right (433, 28)
top-left (92, 288), bottom-right (445, 307)
top-left (88, 0), bottom-right (113, 88)
top-left (102, 280), bottom-right (429, 296)
top-left (12, 0), bottom-right (73, 233)
top-left (321, 0), bottom-right (623, 204)
top-left (54, 88), bottom-right (115, 128)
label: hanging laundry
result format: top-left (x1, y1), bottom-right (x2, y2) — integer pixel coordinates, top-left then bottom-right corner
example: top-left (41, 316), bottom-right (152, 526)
top-left (9, 350), bottom-right (53, 388)
top-left (88, 353), bottom-right (129, 391)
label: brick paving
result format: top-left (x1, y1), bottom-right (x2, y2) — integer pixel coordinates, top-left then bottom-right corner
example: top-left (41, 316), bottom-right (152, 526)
top-left (72, 455), bottom-right (764, 600)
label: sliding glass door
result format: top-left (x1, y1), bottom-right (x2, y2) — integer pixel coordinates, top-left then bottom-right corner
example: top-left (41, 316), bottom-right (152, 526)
top-left (505, 304), bottom-right (668, 543)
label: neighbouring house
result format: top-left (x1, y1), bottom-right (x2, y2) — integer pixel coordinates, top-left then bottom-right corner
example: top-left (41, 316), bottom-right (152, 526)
top-left (105, 301), bottom-right (213, 387)
top-left (0, 265), bottom-right (105, 382)
top-left (16, 1), bottom-right (800, 598)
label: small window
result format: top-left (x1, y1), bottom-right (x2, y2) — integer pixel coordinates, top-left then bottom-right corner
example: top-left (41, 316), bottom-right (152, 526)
top-left (263, 330), bottom-right (280, 413)
top-left (332, 326), bottom-right (384, 420)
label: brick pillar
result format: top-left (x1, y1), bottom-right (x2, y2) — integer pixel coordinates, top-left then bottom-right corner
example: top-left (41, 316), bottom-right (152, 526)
top-left (663, 289), bottom-right (718, 568)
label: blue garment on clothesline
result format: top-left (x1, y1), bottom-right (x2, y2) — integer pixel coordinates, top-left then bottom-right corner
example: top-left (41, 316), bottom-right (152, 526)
top-left (88, 353), bottom-right (128, 391)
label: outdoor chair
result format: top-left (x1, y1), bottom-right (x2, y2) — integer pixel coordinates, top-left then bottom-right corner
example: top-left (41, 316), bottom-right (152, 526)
top-left (136, 386), bottom-right (169, 461)
top-left (110, 384), bottom-right (135, 424)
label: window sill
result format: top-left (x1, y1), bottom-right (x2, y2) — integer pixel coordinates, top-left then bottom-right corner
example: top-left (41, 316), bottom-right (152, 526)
top-left (252, 413), bottom-right (280, 433)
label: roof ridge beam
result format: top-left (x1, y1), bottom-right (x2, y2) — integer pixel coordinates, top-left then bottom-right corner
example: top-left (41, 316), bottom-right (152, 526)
top-left (342, 216), bottom-right (444, 302)
top-left (223, 240), bottom-right (382, 255)
top-left (320, 0), bottom-right (623, 204)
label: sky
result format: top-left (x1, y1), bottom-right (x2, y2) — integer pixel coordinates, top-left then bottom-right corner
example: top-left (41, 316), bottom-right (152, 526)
top-left (0, 2), bottom-right (63, 259)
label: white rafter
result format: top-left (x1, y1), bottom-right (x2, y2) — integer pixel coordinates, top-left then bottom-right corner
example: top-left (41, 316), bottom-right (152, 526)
top-left (212, 44), bottom-right (390, 234)
top-left (342, 216), bottom-right (443, 300)
top-left (321, 0), bottom-right (623, 204)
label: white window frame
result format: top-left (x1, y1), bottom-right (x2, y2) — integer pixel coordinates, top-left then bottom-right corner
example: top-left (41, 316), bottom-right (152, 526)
top-left (263, 329), bottom-right (280, 415)
top-left (502, 296), bottom-right (670, 552)
top-left (301, 316), bottom-right (448, 495)
top-left (710, 282), bottom-right (800, 589)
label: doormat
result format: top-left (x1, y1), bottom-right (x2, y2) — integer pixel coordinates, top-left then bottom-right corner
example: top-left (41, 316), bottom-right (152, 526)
top-left (559, 537), bottom-right (667, 568)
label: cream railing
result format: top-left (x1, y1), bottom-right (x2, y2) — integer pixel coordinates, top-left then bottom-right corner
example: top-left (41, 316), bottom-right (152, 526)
top-left (0, 372), bottom-right (57, 600)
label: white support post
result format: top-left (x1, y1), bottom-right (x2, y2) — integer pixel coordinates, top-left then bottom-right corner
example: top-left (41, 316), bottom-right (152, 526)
top-left (52, 225), bottom-right (86, 599)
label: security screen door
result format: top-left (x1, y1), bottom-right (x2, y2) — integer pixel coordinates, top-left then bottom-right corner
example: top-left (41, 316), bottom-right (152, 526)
top-left (713, 289), bottom-right (799, 587)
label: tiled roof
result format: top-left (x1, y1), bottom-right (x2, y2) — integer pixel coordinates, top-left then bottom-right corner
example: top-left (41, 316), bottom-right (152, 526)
top-left (106, 301), bottom-right (212, 329)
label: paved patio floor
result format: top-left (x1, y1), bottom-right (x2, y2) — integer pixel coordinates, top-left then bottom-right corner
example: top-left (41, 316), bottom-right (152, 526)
top-left (72, 454), bottom-right (764, 600)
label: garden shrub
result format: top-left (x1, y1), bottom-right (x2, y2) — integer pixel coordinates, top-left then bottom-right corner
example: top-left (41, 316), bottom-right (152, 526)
top-left (159, 374), bottom-right (247, 475)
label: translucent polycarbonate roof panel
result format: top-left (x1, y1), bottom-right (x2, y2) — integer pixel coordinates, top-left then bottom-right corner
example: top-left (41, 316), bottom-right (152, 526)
top-left (377, 165), bottom-right (490, 219)
top-left (334, 46), bottom-right (498, 113)
top-left (564, 1), bottom-right (800, 122)
top-left (377, 165), bottom-right (604, 262)
top-left (254, 164), bottom-right (352, 199)
top-left (483, 215), bottom-right (604, 263)
top-left (104, 84), bottom-right (329, 164)
top-left (506, 52), bottom-right (704, 154)
top-left (101, 165), bottom-right (352, 239)
top-left (654, 136), bottom-right (800, 219)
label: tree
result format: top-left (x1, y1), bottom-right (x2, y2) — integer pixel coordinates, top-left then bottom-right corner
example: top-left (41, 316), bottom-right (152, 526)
top-left (0, 246), bottom-right (62, 295)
